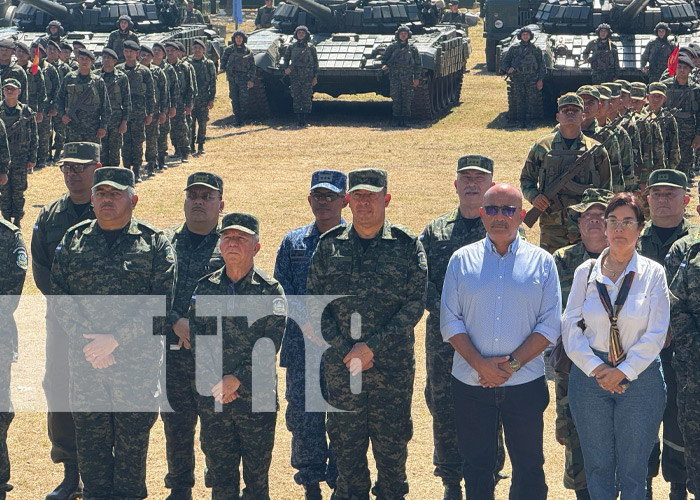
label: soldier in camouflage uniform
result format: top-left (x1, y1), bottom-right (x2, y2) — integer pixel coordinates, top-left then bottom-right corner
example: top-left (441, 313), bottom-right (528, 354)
top-left (97, 48), bottom-right (131, 167)
top-left (190, 212), bottom-right (286, 500)
top-left (662, 53), bottom-right (700, 180)
top-left (307, 168), bottom-right (427, 500)
top-left (106, 15), bottom-right (140, 64)
top-left (615, 80), bottom-right (647, 190)
top-left (47, 40), bottom-right (70, 163)
top-left (640, 169), bottom-right (696, 500)
top-left (441, 0), bottom-right (466, 24)
top-left (68, 42), bottom-right (83, 72)
top-left (0, 213), bottom-right (26, 500)
top-left (161, 172), bottom-right (224, 500)
top-left (139, 45), bottom-right (168, 176)
top-left (642, 23), bottom-right (677, 83)
top-left (37, 43), bottom-right (60, 168)
top-left (154, 42), bottom-right (178, 169)
top-left (117, 40), bottom-right (155, 181)
top-left (55, 48), bottom-right (110, 145)
top-left (521, 93), bottom-right (612, 253)
top-left (0, 40), bottom-right (27, 105)
top-left (187, 39), bottom-right (216, 155)
top-left (285, 26), bottom-right (319, 127)
top-left (596, 84), bottom-right (635, 192)
top-left (553, 188), bottom-right (612, 500)
top-left (38, 20), bottom-right (64, 50)
top-left (583, 24), bottom-right (619, 84)
top-left (32, 142), bottom-right (98, 500)
top-left (15, 41), bottom-right (45, 173)
top-left (502, 27), bottom-right (544, 128)
top-left (0, 79), bottom-right (37, 228)
top-left (629, 82), bottom-right (666, 188)
top-left (421, 155), bottom-right (510, 500)
top-left (647, 82), bottom-right (681, 170)
top-left (255, 0), bottom-right (275, 28)
top-left (166, 41), bottom-right (194, 163)
top-left (381, 25), bottom-right (421, 127)
top-left (274, 170), bottom-right (347, 500)
top-left (59, 42), bottom-right (74, 70)
top-left (177, 42), bottom-right (198, 161)
top-left (184, 0), bottom-right (205, 23)
top-left (220, 31), bottom-right (256, 126)
top-left (50, 167), bottom-right (176, 500)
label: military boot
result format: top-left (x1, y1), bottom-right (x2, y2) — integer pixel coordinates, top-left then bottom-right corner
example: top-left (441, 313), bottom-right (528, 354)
top-left (197, 143), bottom-right (205, 155)
top-left (442, 481), bottom-right (462, 500)
top-left (181, 151), bottom-right (189, 163)
top-left (165, 488), bottom-right (193, 500)
top-left (133, 165), bottom-right (142, 183)
top-left (304, 482), bottom-right (323, 500)
top-left (296, 114), bottom-right (304, 126)
top-left (52, 149), bottom-right (62, 163)
top-left (575, 489), bottom-right (591, 500)
top-left (646, 477), bottom-right (653, 500)
top-left (669, 483), bottom-right (687, 500)
top-left (211, 486), bottom-right (240, 500)
top-left (45, 462), bottom-right (81, 500)
top-left (157, 156), bottom-right (166, 170)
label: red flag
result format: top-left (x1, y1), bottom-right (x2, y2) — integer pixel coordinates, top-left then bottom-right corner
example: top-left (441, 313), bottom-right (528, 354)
top-left (668, 45), bottom-right (679, 76)
top-left (30, 45), bottom-right (39, 75)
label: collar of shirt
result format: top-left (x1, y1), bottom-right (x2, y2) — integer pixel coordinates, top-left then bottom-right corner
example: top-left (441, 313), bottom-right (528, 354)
top-left (484, 233), bottom-right (520, 256)
top-left (590, 247), bottom-right (639, 286)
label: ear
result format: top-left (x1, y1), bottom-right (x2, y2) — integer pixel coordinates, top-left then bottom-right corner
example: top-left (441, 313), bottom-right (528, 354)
top-left (384, 193), bottom-right (391, 207)
top-left (253, 242), bottom-right (261, 255)
top-left (518, 208), bottom-right (526, 223)
top-left (219, 200), bottom-right (225, 213)
top-left (307, 195), bottom-right (312, 208)
top-left (341, 196), bottom-right (349, 209)
top-left (132, 194), bottom-right (139, 208)
top-left (479, 207), bottom-right (485, 218)
top-left (684, 194), bottom-right (691, 206)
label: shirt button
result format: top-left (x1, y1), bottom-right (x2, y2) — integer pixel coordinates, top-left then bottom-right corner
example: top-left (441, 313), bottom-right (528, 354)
top-left (496, 317), bottom-right (500, 320)
top-left (497, 296), bottom-right (501, 300)
top-left (499, 275), bottom-right (503, 279)
top-left (495, 338), bottom-right (499, 341)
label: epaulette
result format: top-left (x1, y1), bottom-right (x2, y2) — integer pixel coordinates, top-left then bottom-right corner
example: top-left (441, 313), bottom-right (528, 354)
top-left (0, 217), bottom-right (19, 233)
top-left (134, 219), bottom-right (163, 235)
top-left (66, 218), bottom-right (93, 234)
top-left (390, 223), bottom-right (417, 239)
top-left (253, 267), bottom-right (279, 286)
top-left (320, 224), bottom-right (345, 240)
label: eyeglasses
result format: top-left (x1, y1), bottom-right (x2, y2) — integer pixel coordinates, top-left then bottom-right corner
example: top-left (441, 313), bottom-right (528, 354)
top-left (483, 205), bottom-right (517, 217)
top-left (350, 191), bottom-right (382, 201)
top-left (186, 191), bottom-right (220, 202)
top-left (649, 190), bottom-right (682, 200)
top-left (605, 218), bottom-right (640, 230)
top-left (59, 164), bottom-right (92, 173)
top-left (310, 192), bottom-right (343, 202)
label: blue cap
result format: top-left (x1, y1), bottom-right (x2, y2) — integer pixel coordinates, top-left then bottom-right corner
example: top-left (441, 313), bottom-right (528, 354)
top-left (310, 169), bottom-right (347, 193)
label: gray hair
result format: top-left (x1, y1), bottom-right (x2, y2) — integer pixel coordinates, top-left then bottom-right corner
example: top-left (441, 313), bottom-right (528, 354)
top-left (91, 186), bottom-right (136, 199)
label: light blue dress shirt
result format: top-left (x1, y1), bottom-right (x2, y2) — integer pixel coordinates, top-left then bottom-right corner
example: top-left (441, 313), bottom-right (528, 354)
top-left (440, 234), bottom-right (562, 386)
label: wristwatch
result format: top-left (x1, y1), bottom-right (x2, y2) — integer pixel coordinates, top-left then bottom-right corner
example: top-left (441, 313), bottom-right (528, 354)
top-left (508, 355), bottom-right (521, 372)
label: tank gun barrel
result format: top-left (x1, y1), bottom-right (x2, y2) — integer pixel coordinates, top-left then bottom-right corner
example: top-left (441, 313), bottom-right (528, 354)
top-left (619, 0), bottom-right (651, 26)
top-left (285, 0), bottom-right (336, 26)
top-left (19, 0), bottom-right (74, 27)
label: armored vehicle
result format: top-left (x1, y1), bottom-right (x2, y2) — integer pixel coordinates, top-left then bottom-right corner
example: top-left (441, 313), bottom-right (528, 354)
top-left (246, 0), bottom-right (472, 120)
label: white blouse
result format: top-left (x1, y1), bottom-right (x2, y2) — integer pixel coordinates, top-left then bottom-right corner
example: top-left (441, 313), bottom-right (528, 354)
top-left (561, 248), bottom-right (670, 381)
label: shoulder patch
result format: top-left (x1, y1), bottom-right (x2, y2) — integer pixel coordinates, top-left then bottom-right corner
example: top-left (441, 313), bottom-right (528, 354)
top-left (164, 244), bottom-right (176, 264)
top-left (272, 296), bottom-right (287, 316)
top-left (55, 243), bottom-right (62, 253)
top-left (15, 247), bottom-right (27, 270)
top-left (418, 250), bottom-right (428, 271)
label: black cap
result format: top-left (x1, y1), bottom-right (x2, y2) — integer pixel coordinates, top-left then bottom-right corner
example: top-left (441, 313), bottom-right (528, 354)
top-left (164, 41), bottom-right (179, 49)
top-left (77, 48), bottom-right (95, 60)
top-left (14, 42), bottom-right (30, 55)
top-left (59, 41), bottom-right (71, 51)
top-left (102, 48), bottom-right (118, 60)
top-left (185, 171), bottom-right (223, 192)
top-left (678, 52), bottom-right (694, 69)
top-left (153, 42), bottom-right (166, 53)
top-left (0, 40), bottom-right (15, 50)
top-left (139, 44), bottom-right (153, 56)
top-left (47, 40), bottom-right (61, 51)
top-left (220, 213), bottom-right (259, 235)
top-left (123, 40), bottom-right (139, 51)
top-left (72, 40), bottom-right (85, 48)
top-left (175, 41), bottom-right (186, 52)
top-left (192, 39), bottom-right (206, 49)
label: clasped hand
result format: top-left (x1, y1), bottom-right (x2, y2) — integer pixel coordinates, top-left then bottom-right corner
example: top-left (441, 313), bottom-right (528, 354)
top-left (592, 365), bottom-right (627, 394)
top-left (476, 356), bottom-right (512, 388)
top-left (83, 334), bottom-right (118, 369)
top-left (343, 342), bottom-right (374, 375)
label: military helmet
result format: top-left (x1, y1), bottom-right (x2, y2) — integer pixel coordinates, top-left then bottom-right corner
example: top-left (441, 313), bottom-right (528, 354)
top-left (46, 20), bottom-right (64, 37)
top-left (294, 25), bottom-right (311, 40)
top-left (596, 23), bottom-right (612, 36)
top-left (232, 30), bottom-right (248, 44)
top-left (395, 25), bottom-right (412, 40)
top-left (655, 22), bottom-right (671, 36)
top-left (517, 26), bottom-right (534, 40)
top-left (117, 14), bottom-right (133, 29)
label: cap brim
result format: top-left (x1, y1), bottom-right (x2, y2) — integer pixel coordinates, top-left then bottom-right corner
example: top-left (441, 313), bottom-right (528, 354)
top-left (348, 184), bottom-right (384, 193)
top-left (220, 224), bottom-right (256, 235)
top-left (185, 182), bottom-right (221, 192)
top-left (569, 201), bottom-right (607, 214)
top-left (456, 166), bottom-right (492, 173)
top-left (58, 158), bottom-right (97, 165)
top-left (649, 90), bottom-right (666, 95)
top-left (648, 182), bottom-right (685, 189)
top-left (630, 96), bottom-right (644, 100)
top-left (310, 183), bottom-right (343, 193)
top-left (93, 180), bottom-right (130, 190)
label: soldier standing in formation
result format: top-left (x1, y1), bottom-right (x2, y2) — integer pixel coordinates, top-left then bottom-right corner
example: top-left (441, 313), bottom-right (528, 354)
top-left (117, 40), bottom-right (155, 181)
top-left (187, 39), bottom-right (216, 155)
top-left (629, 82), bottom-right (665, 189)
top-left (307, 168), bottom-right (427, 500)
top-left (55, 49), bottom-right (110, 144)
top-left (0, 79), bottom-right (36, 228)
top-left (274, 170), bottom-right (347, 500)
top-left (32, 142), bottom-right (98, 500)
top-left (583, 23), bottom-right (619, 85)
top-left (179, 43), bottom-right (198, 160)
top-left (647, 82), bottom-right (681, 170)
top-left (285, 26), bottom-right (319, 127)
top-left (642, 23), bottom-right (676, 83)
top-left (50, 167), bottom-right (175, 500)
top-left (48, 41), bottom-right (71, 162)
top-left (190, 212), bottom-right (286, 500)
top-left (184, 0), bottom-right (205, 23)
top-left (502, 26), bottom-right (544, 128)
top-left (15, 42), bottom-right (45, 174)
top-left (595, 84), bottom-right (634, 193)
top-left (381, 25), bottom-right (421, 127)
top-left (255, 0), bottom-right (275, 28)
top-left (441, 0), bottom-right (467, 24)
top-left (97, 48), bottom-right (131, 167)
top-left (58, 42), bottom-right (73, 69)
top-left (166, 41), bottom-right (194, 163)
top-left (552, 188), bottom-right (612, 500)
top-left (140, 45), bottom-right (168, 176)
top-left (154, 42), bottom-right (178, 170)
top-left (36, 42), bottom-right (59, 168)
top-left (107, 15), bottom-right (140, 63)
top-left (220, 31), bottom-right (255, 126)
top-left (68, 42), bottom-right (83, 71)
top-left (38, 20), bottom-right (64, 50)
top-left (161, 172), bottom-right (224, 500)
top-left (615, 80), bottom-right (647, 189)
top-left (521, 93), bottom-right (612, 253)
top-left (0, 40), bottom-right (27, 104)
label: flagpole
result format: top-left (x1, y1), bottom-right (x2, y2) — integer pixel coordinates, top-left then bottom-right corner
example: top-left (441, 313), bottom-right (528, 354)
top-left (233, 0), bottom-right (238, 29)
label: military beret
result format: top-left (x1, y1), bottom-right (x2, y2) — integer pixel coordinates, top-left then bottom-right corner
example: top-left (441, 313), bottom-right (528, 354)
top-left (568, 188), bottom-right (614, 219)
top-left (602, 82), bottom-right (621, 97)
top-left (72, 40), bottom-right (86, 48)
top-left (164, 41), bottom-right (179, 49)
top-left (93, 166), bottom-right (134, 190)
top-left (630, 83), bottom-right (646, 100)
top-left (152, 42), bottom-right (166, 53)
top-left (348, 168), bottom-right (387, 193)
top-left (557, 92), bottom-right (584, 109)
top-left (175, 41), bottom-right (186, 52)
top-left (616, 79), bottom-right (631, 94)
top-left (456, 155), bottom-right (494, 174)
top-left (220, 212), bottom-right (259, 235)
top-left (192, 39), bottom-right (206, 49)
top-left (60, 142), bottom-right (101, 164)
top-left (648, 82), bottom-right (667, 95)
top-left (101, 48), bottom-right (118, 60)
top-left (596, 85), bottom-right (611, 99)
top-left (648, 169), bottom-right (687, 189)
top-left (14, 42), bottom-right (30, 55)
top-left (123, 40), bottom-right (139, 51)
top-left (310, 169), bottom-right (347, 193)
top-left (32, 43), bottom-right (46, 56)
top-left (577, 85), bottom-right (600, 100)
top-left (449, 0), bottom-right (459, 4)
top-left (0, 39), bottom-right (15, 50)
top-left (185, 171), bottom-right (223, 193)
top-left (46, 40), bottom-right (61, 51)
top-left (77, 48), bottom-right (95, 60)
top-left (59, 41), bottom-right (72, 51)
top-left (139, 44), bottom-right (153, 56)
top-left (2, 78), bottom-right (21, 90)
top-left (678, 52), bottom-right (694, 68)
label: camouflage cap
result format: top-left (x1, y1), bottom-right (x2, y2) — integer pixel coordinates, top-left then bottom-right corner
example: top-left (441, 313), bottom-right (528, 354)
top-left (192, 39), bottom-right (206, 49)
top-left (139, 44), bottom-right (153, 56)
top-left (102, 48), bottom-right (118, 60)
top-left (648, 169), bottom-right (687, 189)
top-left (648, 82), bottom-right (667, 95)
top-left (185, 171), bottom-right (223, 192)
top-left (602, 82), bottom-right (621, 97)
top-left (456, 154), bottom-right (494, 174)
top-left (220, 212), bottom-right (259, 235)
top-left (14, 42), bottom-right (30, 55)
top-left (123, 40), bottom-right (139, 51)
top-left (0, 40), bottom-right (15, 50)
top-left (59, 142), bottom-right (101, 164)
top-left (348, 168), bottom-right (388, 193)
top-left (77, 48), bottom-right (95, 60)
top-left (616, 79), bottom-right (631, 94)
top-left (568, 188), bottom-right (614, 217)
top-left (630, 83), bottom-right (646, 100)
top-left (557, 92), bottom-right (584, 109)
top-left (596, 85), bottom-right (611, 99)
top-left (577, 85), bottom-right (600, 100)
top-left (93, 166), bottom-right (134, 190)
top-left (2, 78), bottom-right (21, 90)
top-left (310, 169), bottom-right (347, 193)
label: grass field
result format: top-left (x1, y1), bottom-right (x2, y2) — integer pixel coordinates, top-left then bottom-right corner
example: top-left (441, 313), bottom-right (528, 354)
top-left (6, 12), bottom-right (685, 500)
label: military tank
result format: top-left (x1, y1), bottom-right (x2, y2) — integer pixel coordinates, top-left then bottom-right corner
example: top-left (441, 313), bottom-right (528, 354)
top-left (0, 0), bottom-right (225, 64)
top-left (485, 0), bottom-right (700, 114)
top-left (246, 0), bottom-right (472, 120)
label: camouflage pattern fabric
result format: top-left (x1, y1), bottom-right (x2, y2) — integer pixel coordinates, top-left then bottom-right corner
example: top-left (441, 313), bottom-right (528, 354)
top-left (582, 120), bottom-right (628, 193)
top-left (255, 6), bottom-right (275, 27)
top-left (145, 64), bottom-right (167, 164)
top-left (189, 265), bottom-right (286, 498)
top-left (641, 38), bottom-right (676, 83)
top-left (441, 11), bottom-right (467, 24)
top-left (106, 30), bottom-right (140, 63)
top-left (171, 60), bottom-right (195, 155)
top-left (188, 57), bottom-right (216, 145)
top-left (520, 131), bottom-right (612, 253)
top-left (381, 41), bottom-right (421, 119)
top-left (51, 59), bottom-right (71, 153)
top-left (307, 221), bottom-right (427, 499)
top-left (285, 41), bottom-right (319, 115)
top-left (184, 8), bottom-right (205, 23)
top-left (610, 123), bottom-right (635, 192)
top-left (159, 60), bottom-right (179, 161)
top-left (619, 114), bottom-right (646, 186)
top-left (98, 68), bottom-right (131, 166)
top-left (55, 71), bottom-right (110, 144)
top-left (160, 223), bottom-right (223, 490)
top-left (661, 77), bottom-right (700, 179)
top-left (0, 63), bottom-right (28, 105)
top-left (636, 110), bottom-right (666, 184)
top-left (116, 62), bottom-right (155, 170)
top-left (0, 103), bottom-right (36, 221)
top-left (19, 62), bottom-right (46, 116)
top-left (582, 38), bottom-right (619, 84)
top-left (502, 41), bottom-right (544, 123)
top-left (221, 44), bottom-right (256, 121)
top-left (38, 61), bottom-right (59, 165)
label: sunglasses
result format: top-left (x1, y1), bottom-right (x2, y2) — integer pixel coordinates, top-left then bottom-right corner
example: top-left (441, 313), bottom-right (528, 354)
top-left (483, 205), bottom-right (517, 217)
top-left (59, 164), bottom-right (92, 173)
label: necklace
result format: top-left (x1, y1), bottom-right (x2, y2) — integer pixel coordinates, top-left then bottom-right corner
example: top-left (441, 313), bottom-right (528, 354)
top-left (602, 257), bottom-right (629, 279)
